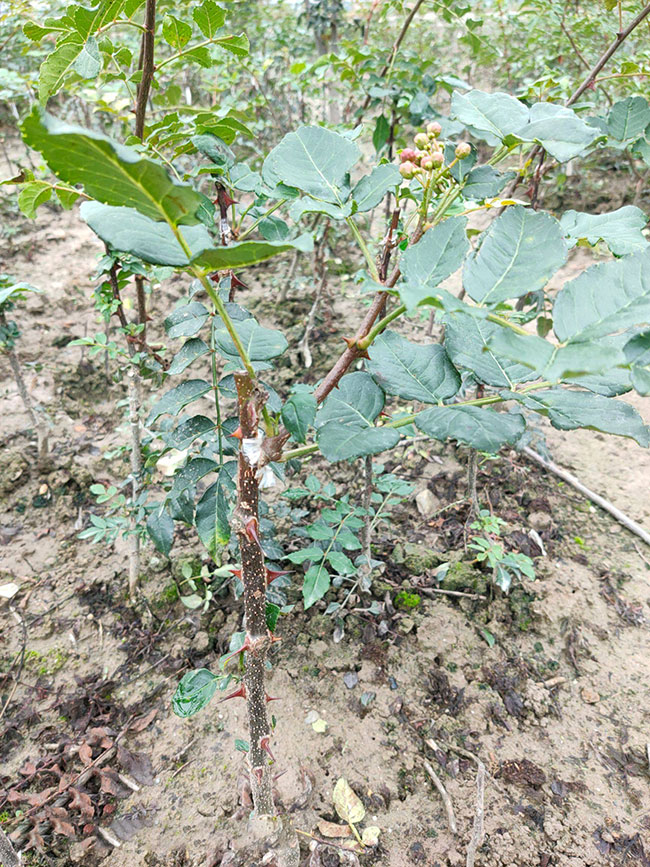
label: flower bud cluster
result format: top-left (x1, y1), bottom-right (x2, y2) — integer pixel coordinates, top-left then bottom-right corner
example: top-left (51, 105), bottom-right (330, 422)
top-left (397, 121), bottom-right (471, 180)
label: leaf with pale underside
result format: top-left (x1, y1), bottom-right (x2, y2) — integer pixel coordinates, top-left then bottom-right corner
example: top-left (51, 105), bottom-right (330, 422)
top-left (262, 126), bottom-right (360, 204)
top-left (553, 247), bottom-right (650, 342)
top-left (463, 206), bottom-right (567, 305)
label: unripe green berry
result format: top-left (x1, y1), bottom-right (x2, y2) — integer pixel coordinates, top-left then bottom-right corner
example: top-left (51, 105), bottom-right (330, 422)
top-left (399, 161), bottom-right (416, 179)
top-left (414, 150), bottom-right (428, 165)
top-left (427, 121), bottom-right (442, 138)
top-left (455, 142), bottom-right (472, 160)
top-left (420, 156), bottom-right (434, 171)
top-left (414, 132), bottom-right (429, 149)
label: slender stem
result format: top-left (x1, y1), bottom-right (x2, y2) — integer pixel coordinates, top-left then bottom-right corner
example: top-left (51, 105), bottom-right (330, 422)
top-left (569, 2), bottom-right (650, 108)
top-left (210, 315), bottom-right (224, 464)
top-left (346, 216), bottom-right (380, 282)
top-left (238, 198), bottom-right (287, 241)
top-left (358, 304), bottom-right (406, 349)
top-left (156, 37), bottom-right (215, 70)
top-left (134, 0), bottom-right (156, 140)
top-left (485, 312), bottom-right (529, 335)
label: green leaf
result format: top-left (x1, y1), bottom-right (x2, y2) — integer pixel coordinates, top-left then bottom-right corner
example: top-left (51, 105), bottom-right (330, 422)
top-left (553, 248), bottom-right (650, 342)
top-left (147, 379), bottom-right (211, 424)
top-left (463, 206), bottom-right (567, 304)
top-left (399, 217), bottom-right (469, 311)
top-left (624, 331), bottom-right (650, 396)
top-left (73, 35), bottom-right (101, 78)
top-left (289, 197), bottom-right (352, 221)
top-left (24, 21), bottom-right (66, 40)
top-left (164, 301), bottom-right (210, 338)
top-left (451, 89), bottom-right (529, 145)
top-left (167, 338), bottom-right (209, 374)
top-left (281, 389), bottom-right (317, 443)
top-left (303, 563), bottom-right (330, 609)
top-left (191, 133), bottom-right (234, 167)
top-left (560, 206), bottom-right (648, 257)
top-left (166, 415), bottom-right (216, 450)
top-left (195, 468), bottom-right (235, 556)
top-left (191, 236), bottom-right (312, 274)
top-left (327, 551), bottom-right (355, 575)
top-left (163, 14), bottom-right (192, 48)
top-left (372, 114), bottom-right (391, 152)
top-left (318, 422), bottom-right (400, 462)
top-left (462, 165), bottom-right (516, 200)
top-left (213, 33), bottom-right (249, 57)
top-left (22, 108), bottom-right (203, 225)
top-left (18, 181), bottom-right (52, 218)
top-left (38, 37), bottom-right (84, 103)
top-left (171, 457), bottom-right (219, 497)
top-left (416, 405), bottom-right (525, 452)
top-left (172, 669), bottom-right (219, 717)
top-left (213, 317), bottom-right (288, 362)
top-left (146, 505), bottom-right (174, 556)
top-left (503, 388), bottom-right (650, 447)
top-left (266, 602), bottom-right (281, 632)
top-left (352, 164), bottom-right (401, 212)
top-left (262, 126), bottom-right (360, 204)
top-left (607, 96), bottom-right (650, 142)
top-left (315, 371), bottom-right (385, 429)
top-left (444, 313), bottom-right (535, 387)
top-left (192, 0), bottom-right (226, 37)
top-left (367, 331), bottom-right (460, 404)
top-left (451, 91), bottom-right (600, 160)
top-left (285, 546), bottom-right (324, 564)
top-left (80, 203), bottom-right (212, 265)
top-left (516, 102), bottom-right (600, 162)
top-left (488, 329), bottom-right (624, 381)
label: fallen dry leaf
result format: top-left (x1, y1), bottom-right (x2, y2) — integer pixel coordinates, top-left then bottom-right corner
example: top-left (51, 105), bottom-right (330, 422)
top-left (333, 778), bottom-right (365, 825)
top-left (317, 819), bottom-right (351, 838)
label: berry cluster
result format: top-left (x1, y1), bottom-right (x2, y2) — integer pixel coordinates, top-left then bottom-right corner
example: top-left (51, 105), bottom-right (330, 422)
top-left (398, 121), bottom-right (471, 180)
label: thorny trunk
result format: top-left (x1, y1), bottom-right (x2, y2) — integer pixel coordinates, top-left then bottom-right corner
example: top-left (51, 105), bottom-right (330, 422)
top-left (1, 311), bottom-right (48, 461)
top-left (233, 371), bottom-right (274, 816)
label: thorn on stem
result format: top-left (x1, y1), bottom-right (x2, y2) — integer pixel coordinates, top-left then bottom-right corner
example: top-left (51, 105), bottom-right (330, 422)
top-left (259, 736), bottom-right (275, 761)
top-left (266, 568), bottom-right (291, 585)
top-left (230, 426), bottom-right (244, 440)
top-left (219, 683), bottom-right (247, 702)
top-left (244, 516), bottom-right (261, 546)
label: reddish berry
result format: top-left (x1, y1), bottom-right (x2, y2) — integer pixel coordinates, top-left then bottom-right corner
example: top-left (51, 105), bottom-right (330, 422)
top-left (455, 142), bottom-right (472, 159)
top-left (427, 121), bottom-right (442, 138)
top-left (399, 148), bottom-right (417, 163)
top-left (399, 161), bottom-right (416, 179)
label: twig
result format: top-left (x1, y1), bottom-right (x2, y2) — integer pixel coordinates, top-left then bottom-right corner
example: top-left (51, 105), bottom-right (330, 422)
top-left (0, 606), bottom-right (27, 722)
top-left (566, 3), bottom-right (650, 107)
top-left (420, 587), bottom-right (486, 600)
top-left (169, 759), bottom-right (193, 781)
top-left (360, 0), bottom-right (426, 112)
top-left (423, 760), bottom-right (457, 834)
top-left (427, 739), bottom-right (486, 867)
top-left (522, 446), bottom-right (650, 547)
top-left (633, 541), bottom-right (650, 567)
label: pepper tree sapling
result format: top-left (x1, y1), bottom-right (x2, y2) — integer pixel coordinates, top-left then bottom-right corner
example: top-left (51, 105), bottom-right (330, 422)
top-left (19, 90), bottom-right (650, 839)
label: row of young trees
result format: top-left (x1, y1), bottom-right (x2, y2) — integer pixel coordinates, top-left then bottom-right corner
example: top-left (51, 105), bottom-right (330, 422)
top-left (2, 0), bottom-right (650, 863)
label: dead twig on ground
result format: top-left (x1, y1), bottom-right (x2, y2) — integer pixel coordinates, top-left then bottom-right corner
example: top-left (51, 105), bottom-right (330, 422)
top-left (522, 446), bottom-right (650, 548)
top-left (423, 760), bottom-right (457, 834)
top-left (426, 739), bottom-right (486, 867)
